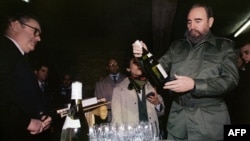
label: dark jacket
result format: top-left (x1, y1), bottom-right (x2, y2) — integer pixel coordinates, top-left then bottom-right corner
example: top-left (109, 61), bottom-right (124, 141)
top-left (230, 62), bottom-right (250, 124)
top-left (0, 35), bottom-right (45, 141)
top-left (158, 33), bottom-right (239, 140)
top-left (159, 33), bottom-right (239, 98)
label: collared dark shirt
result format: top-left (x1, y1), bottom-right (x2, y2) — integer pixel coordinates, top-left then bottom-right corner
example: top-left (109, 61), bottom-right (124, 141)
top-left (159, 33), bottom-right (239, 100)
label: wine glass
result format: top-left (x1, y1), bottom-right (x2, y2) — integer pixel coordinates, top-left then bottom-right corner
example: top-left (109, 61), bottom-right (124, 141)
top-left (151, 121), bottom-right (159, 141)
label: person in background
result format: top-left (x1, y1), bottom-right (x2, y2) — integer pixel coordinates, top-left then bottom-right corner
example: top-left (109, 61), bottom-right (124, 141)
top-left (94, 57), bottom-right (126, 123)
top-left (229, 42), bottom-right (250, 124)
top-left (111, 55), bottom-right (165, 133)
top-left (0, 13), bottom-right (52, 141)
top-left (33, 63), bottom-right (54, 141)
top-left (50, 72), bottom-right (73, 141)
top-left (58, 73), bottom-right (72, 107)
top-left (133, 3), bottom-right (238, 141)
top-left (34, 63), bottom-right (50, 109)
top-left (237, 49), bottom-right (244, 70)
top-left (34, 64), bottom-right (49, 92)
top-left (240, 42), bottom-right (250, 72)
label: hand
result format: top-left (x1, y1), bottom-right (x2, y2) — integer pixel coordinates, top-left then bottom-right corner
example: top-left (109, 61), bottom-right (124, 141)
top-left (163, 74), bottom-right (195, 93)
top-left (146, 92), bottom-right (160, 106)
top-left (41, 115), bottom-right (52, 131)
top-left (27, 119), bottom-right (44, 135)
top-left (132, 40), bottom-right (148, 57)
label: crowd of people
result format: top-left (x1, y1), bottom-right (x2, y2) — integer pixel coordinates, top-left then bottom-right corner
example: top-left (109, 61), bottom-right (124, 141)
top-left (0, 2), bottom-right (249, 141)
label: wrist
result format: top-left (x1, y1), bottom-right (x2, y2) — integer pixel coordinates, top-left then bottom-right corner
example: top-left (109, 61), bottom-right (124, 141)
top-left (190, 84), bottom-right (196, 93)
top-left (155, 102), bottom-right (161, 106)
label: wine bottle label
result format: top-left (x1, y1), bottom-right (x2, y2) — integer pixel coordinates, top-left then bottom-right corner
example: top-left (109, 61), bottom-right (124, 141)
top-left (152, 66), bottom-right (162, 78)
top-left (156, 64), bottom-right (168, 78)
top-left (71, 81), bottom-right (82, 99)
top-left (62, 116), bottom-right (81, 129)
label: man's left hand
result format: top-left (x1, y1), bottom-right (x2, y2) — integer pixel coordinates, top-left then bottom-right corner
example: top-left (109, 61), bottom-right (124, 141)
top-left (163, 74), bottom-right (195, 93)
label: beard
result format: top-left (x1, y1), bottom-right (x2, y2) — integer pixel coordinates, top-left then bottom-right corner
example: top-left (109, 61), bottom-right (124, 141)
top-left (185, 29), bottom-right (209, 44)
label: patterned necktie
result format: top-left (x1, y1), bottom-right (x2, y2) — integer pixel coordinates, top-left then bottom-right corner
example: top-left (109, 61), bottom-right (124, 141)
top-left (40, 83), bottom-right (45, 92)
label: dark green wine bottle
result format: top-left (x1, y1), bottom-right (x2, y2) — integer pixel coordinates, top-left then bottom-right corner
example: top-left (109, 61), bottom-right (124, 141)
top-left (60, 81), bottom-right (89, 141)
top-left (138, 45), bottom-right (168, 88)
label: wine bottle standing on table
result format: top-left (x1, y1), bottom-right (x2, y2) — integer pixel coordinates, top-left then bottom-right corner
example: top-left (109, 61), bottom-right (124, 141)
top-left (135, 40), bottom-right (168, 89)
top-left (61, 81), bottom-right (89, 141)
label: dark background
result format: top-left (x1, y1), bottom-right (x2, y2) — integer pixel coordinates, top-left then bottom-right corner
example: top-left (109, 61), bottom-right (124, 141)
top-left (1, 0), bottom-right (250, 97)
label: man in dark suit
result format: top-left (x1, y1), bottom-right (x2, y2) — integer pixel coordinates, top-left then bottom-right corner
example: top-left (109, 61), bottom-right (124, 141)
top-left (34, 63), bottom-right (51, 111)
top-left (0, 13), bottom-right (52, 141)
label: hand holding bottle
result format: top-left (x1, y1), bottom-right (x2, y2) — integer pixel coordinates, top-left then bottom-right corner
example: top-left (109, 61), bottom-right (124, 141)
top-left (163, 74), bottom-right (195, 92)
top-left (132, 39), bottom-right (169, 90)
top-left (132, 40), bottom-right (148, 57)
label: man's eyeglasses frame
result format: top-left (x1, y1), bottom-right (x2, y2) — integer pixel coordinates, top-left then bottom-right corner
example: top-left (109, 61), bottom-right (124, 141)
top-left (19, 21), bottom-right (41, 37)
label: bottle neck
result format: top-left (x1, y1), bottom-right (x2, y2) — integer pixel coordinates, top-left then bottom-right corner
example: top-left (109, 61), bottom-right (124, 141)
top-left (68, 99), bottom-right (83, 118)
top-left (141, 48), bottom-right (152, 60)
top-left (71, 99), bottom-right (82, 105)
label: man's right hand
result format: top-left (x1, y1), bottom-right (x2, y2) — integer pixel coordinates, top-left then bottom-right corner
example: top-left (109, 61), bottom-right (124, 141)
top-left (132, 40), bottom-right (147, 57)
top-left (41, 115), bottom-right (52, 131)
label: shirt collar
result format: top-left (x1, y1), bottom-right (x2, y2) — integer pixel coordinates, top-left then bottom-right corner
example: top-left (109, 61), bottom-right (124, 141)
top-left (186, 32), bottom-right (216, 47)
top-left (110, 73), bottom-right (120, 77)
top-left (204, 32), bottom-right (216, 46)
top-left (38, 81), bottom-right (44, 86)
top-left (5, 35), bottom-right (25, 55)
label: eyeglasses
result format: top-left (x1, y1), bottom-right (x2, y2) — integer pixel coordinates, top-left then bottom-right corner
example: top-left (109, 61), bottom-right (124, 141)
top-left (108, 63), bottom-right (118, 67)
top-left (19, 21), bottom-right (41, 37)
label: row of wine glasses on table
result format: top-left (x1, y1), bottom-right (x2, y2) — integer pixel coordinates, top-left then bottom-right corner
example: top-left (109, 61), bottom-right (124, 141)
top-left (89, 121), bottom-right (159, 141)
